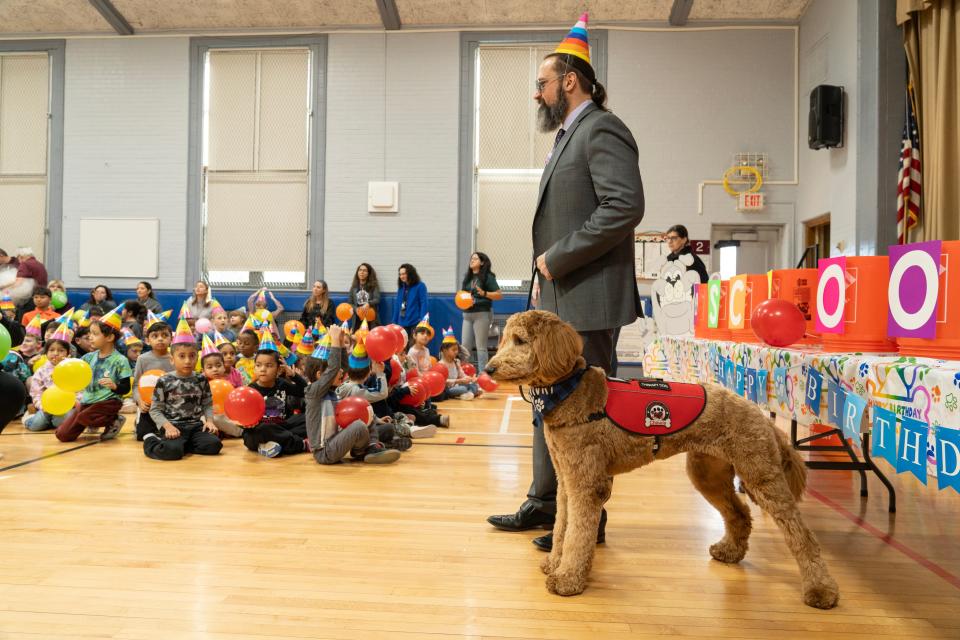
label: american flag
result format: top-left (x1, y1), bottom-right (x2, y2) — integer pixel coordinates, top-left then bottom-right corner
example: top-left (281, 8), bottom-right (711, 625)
top-left (896, 85), bottom-right (921, 244)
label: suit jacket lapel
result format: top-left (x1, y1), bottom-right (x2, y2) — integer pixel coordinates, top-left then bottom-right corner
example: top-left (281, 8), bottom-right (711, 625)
top-left (535, 102), bottom-right (597, 215)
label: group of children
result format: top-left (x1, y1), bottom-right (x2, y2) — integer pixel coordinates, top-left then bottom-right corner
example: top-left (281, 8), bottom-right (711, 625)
top-left (4, 288), bottom-right (487, 467)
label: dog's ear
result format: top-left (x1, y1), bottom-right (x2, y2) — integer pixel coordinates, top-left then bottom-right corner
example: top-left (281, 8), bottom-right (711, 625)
top-left (533, 316), bottom-right (583, 383)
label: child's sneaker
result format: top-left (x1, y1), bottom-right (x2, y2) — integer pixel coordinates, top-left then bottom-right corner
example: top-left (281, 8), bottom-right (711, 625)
top-left (258, 441), bottom-right (282, 458)
top-left (385, 436), bottom-right (412, 451)
top-left (363, 442), bottom-right (400, 464)
top-left (439, 414), bottom-right (450, 428)
top-left (458, 392), bottom-right (475, 400)
top-left (100, 415), bottom-right (125, 441)
top-left (409, 424), bottom-right (437, 439)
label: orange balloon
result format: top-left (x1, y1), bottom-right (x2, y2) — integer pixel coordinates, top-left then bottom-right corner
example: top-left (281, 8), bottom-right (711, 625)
top-left (209, 379), bottom-right (233, 415)
top-left (454, 290), bottom-right (474, 311)
top-left (359, 306), bottom-right (376, 322)
top-left (336, 303), bottom-right (354, 322)
top-left (429, 356), bottom-right (437, 366)
top-left (137, 369), bottom-right (166, 406)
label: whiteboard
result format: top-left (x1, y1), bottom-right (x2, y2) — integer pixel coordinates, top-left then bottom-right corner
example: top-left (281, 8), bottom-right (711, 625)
top-left (78, 218), bottom-right (159, 278)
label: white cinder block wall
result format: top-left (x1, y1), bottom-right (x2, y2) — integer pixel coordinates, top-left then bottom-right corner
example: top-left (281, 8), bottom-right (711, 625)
top-left (797, 0), bottom-right (859, 257)
top-left (61, 37), bottom-right (190, 290)
top-left (324, 32), bottom-right (460, 293)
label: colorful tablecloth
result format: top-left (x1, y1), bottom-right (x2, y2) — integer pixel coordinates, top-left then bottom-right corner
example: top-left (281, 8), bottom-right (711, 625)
top-left (643, 336), bottom-right (960, 487)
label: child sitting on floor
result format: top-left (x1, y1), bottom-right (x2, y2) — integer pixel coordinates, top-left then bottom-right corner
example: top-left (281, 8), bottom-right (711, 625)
top-left (133, 315), bottom-right (175, 441)
top-left (55, 304), bottom-right (132, 442)
top-left (241, 331), bottom-right (309, 458)
top-left (215, 334), bottom-right (243, 387)
top-left (211, 305), bottom-right (234, 342)
top-left (143, 329), bottom-right (222, 461)
top-left (24, 321), bottom-right (76, 432)
top-left (438, 327), bottom-right (481, 400)
top-left (199, 335), bottom-right (243, 437)
top-left (406, 324), bottom-right (433, 375)
top-left (234, 329), bottom-right (259, 385)
top-left (304, 325), bottom-right (399, 464)
top-left (21, 286), bottom-right (60, 327)
top-left (228, 309), bottom-right (247, 336)
top-left (336, 339), bottom-right (409, 451)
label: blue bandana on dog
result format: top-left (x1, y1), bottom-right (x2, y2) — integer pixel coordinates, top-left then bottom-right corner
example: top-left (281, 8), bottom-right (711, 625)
top-left (525, 368), bottom-right (588, 428)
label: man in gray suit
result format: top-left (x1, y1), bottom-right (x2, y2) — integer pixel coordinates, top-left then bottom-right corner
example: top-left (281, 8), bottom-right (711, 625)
top-left (486, 47), bottom-right (645, 550)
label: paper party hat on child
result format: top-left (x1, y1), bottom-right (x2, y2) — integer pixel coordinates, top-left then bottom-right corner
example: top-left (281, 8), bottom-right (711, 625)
top-left (24, 313), bottom-right (44, 337)
top-left (0, 291), bottom-right (13, 310)
top-left (145, 309), bottom-right (167, 329)
top-left (257, 329), bottom-right (278, 353)
top-left (213, 330), bottom-right (230, 348)
top-left (314, 318), bottom-right (327, 336)
top-left (311, 333), bottom-right (332, 361)
top-left (554, 13), bottom-right (591, 65)
top-left (348, 336), bottom-right (370, 369)
top-left (98, 302), bottom-right (125, 332)
top-left (172, 318), bottom-right (195, 345)
top-left (417, 313), bottom-right (434, 340)
top-left (296, 331), bottom-right (316, 355)
top-left (256, 288), bottom-right (267, 306)
top-left (179, 301), bottom-right (192, 320)
top-left (200, 334), bottom-right (219, 359)
top-left (210, 302), bottom-right (226, 317)
top-left (49, 318), bottom-right (74, 344)
top-left (355, 319), bottom-right (370, 341)
top-left (441, 326), bottom-right (458, 345)
top-left (122, 328), bottom-right (142, 348)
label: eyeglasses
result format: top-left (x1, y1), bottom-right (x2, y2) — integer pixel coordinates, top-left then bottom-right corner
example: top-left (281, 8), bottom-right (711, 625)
top-left (535, 76), bottom-right (562, 93)
top-left (665, 235), bottom-right (682, 241)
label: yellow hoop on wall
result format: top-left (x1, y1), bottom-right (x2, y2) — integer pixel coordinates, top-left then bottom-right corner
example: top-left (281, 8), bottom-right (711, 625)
top-left (722, 165), bottom-right (763, 196)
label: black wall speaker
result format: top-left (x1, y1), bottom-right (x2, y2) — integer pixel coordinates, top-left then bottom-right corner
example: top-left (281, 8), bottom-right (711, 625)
top-left (808, 84), bottom-right (844, 150)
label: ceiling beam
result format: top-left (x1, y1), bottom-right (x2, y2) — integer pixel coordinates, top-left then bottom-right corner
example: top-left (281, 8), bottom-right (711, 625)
top-left (88, 0), bottom-right (134, 35)
top-left (375, 0), bottom-right (401, 30)
top-left (669, 0), bottom-right (694, 26)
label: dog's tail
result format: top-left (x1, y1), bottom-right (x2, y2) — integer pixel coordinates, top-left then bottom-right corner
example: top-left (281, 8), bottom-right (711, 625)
top-left (772, 421), bottom-right (807, 501)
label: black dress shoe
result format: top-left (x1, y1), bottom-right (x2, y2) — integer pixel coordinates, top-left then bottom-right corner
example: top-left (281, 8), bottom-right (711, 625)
top-left (532, 509), bottom-right (607, 551)
top-left (487, 503), bottom-right (555, 532)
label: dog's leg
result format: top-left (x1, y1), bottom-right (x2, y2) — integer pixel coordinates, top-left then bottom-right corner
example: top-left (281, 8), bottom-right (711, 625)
top-left (740, 475), bottom-right (840, 609)
top-left (545, 470), bottom-right (611, 597)
top-left (686, 453), bottom-right (752, 563)
top-left (541, 474), bottom-right (566, 575)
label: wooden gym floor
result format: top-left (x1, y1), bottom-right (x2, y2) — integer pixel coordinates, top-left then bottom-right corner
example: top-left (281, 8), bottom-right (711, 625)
top-left (1, 386), bottom-right (959, 639)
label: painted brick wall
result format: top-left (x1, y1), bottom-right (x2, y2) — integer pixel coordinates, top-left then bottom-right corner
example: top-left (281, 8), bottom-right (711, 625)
top-left (60, 37), bottom-right (190, 290)
top-left (323, 32), bottom-right (460, 294)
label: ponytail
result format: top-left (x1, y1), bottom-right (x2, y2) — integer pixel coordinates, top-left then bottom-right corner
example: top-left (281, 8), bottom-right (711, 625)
top-left (591, 80), bottom-right (608, 111)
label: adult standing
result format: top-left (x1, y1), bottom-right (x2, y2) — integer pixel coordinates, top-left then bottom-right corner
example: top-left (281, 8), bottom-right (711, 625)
top-left (460, 252), bottom-right (502, 372)
top-left (348, 263), bottom-right (380, 329)
top-left (391, 263), bottom-right (428, 340)
top-left (14, 247), bottom-right (47, 287)
top-left (80, 285), bottom-right (116, 312)
top-left (486, 15), bottom-right (645, 551)
top-left (300, 280), bottom-right (336, 329)
top-left (664, 224), bottom-right (709, 284)
top-left (184, 280), bottom-right (215, 319)
top-left (0, 249), bottom-right (19, 288)
top-left (134, 281), bottom-right (163, 313)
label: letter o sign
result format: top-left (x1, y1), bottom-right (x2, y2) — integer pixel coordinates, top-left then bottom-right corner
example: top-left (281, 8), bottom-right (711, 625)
top-left (888, 248), bottom-right (939, 336)
top-left (817, 263), bottom-right (845, 333)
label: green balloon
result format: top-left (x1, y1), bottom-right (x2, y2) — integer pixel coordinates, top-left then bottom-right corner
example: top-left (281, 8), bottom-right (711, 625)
top-left (0, 324), bottom-right (10, 361)
top-left (51, 290), bottom-right (68, 309)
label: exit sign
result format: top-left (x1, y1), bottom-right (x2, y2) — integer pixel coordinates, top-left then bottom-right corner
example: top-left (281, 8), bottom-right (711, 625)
top-left (738, 192), bottom-right (765, 211)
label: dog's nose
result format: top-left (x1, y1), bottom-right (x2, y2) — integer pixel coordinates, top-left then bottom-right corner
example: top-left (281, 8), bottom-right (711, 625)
top-left (484, 366), bottom-right (497, 377)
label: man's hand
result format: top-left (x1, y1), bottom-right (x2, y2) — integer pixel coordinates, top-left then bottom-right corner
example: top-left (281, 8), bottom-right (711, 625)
top-left (531, 279), bottom-right (541, 306)
top-left (536, 253), bottom-right (553, 281)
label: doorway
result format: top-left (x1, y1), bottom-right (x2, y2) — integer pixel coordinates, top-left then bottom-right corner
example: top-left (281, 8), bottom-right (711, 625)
top-left (710, 225), bottom-right (785, 278)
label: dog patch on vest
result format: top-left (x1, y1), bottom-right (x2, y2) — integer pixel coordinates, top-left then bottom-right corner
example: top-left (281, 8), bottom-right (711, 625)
top-left (604, 378), bottom-right (706, 437)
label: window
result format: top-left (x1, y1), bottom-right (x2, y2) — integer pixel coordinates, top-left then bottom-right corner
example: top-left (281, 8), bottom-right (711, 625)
top-left (0, 53), bottom-right (50, 260)
top-left (474, 45), bottom-right (558, 283)
top-left (202, 48), bottom-right (311, 288)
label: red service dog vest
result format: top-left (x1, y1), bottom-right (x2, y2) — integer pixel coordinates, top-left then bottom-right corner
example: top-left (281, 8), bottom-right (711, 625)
top-left (604, 378), bottom-right (706, 437)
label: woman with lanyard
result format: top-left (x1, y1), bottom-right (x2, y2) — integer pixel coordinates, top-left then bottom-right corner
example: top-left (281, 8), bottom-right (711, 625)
top-left (664, 224), bottom-right (709, 284)
top-left (460, 252), bottom-right (502, 372)
top-left (391, 263), bottom-right (428, 345)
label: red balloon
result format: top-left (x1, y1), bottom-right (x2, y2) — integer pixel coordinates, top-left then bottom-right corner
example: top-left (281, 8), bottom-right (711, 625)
top-left (386, 324), bottom-right (406, 354)
top-left (421, 370), bottom-right (447, 397)
top-left (365, 326), bottom-right (395, 362)
top-left (751, 299), bottom-right (806, 347)
top-left (224, 387), bottom-right (266, 427)
top-left (478, 372), bottom-right (498, 392)
top-left (388, 356), bottom-right (403, 386)
top-left (405, 367), bottom-right (420, 383)
top-left (399, 380), bottom-right (428, 407)
top-left (335, 396), bottom-right (371, 429)
top-left (462, 363), bottom-right (476, 377)
top-left (431, 362), bottom-right (449, 377)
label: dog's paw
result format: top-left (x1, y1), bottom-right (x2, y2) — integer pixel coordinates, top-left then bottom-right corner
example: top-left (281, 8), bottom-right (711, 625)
top-left (540, 554), bottom-right (560, 575)
top-left (709, 539), bottom-right (747, 564)
top-left (802, 577), bottom-right (840, 609)
top-left (546, 571), bottom-right (586, 597)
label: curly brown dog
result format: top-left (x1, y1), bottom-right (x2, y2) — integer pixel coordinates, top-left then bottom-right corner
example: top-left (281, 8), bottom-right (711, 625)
top-left (485, 310), bottom-right (839, 609)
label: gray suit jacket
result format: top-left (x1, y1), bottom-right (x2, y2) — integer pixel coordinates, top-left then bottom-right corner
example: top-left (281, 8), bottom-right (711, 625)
top-left (534, 102), bottom-right (645, 332)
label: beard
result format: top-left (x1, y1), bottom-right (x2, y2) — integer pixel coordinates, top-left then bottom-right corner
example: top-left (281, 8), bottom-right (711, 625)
top-left (536, 84), bottom-right (568, 133)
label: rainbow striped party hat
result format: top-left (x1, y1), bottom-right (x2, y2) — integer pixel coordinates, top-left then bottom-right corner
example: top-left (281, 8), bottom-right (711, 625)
top-left (555, 13), bottom-right (590, 65)
top-left (172, 318), bottom-right (195, 345)
top-left (200, 334), bottom-right (219, 360)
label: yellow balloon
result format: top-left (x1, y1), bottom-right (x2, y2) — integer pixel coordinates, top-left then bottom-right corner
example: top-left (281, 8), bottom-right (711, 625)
top-left (52, 358), bottom-right (93, 392)
top-left (42, 386), bottom-right (77, 416)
